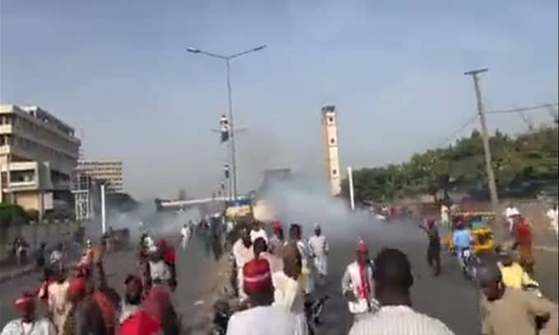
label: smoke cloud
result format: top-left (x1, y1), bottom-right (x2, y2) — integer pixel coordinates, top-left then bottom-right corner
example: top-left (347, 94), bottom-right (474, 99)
top-left (258, 177), bottom-right (422, 245)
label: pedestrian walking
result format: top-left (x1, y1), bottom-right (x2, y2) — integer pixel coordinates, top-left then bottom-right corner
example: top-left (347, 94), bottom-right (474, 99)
top-left (546, 204), bottom-right (558, 240)
top-left (349, 248), bottom-right (456, 335)
top-left (232, 228), bottom-right (254, 300)
top-left (289, 224), bottom-right (314, 295)
top-left (418, 218), bottom-right (441, 276)
top-left (341, 240), bottom-right (377, 320)
top-left (180, 223), bottom-right (190, 250)
top-left (308, 224), bottom-right (329, 286)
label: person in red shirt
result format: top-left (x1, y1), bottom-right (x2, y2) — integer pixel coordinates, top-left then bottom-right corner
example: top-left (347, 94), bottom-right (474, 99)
top-left (514, 216), bottom-right (534, 274)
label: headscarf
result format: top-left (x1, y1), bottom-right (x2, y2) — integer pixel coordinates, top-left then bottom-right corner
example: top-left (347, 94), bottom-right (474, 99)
top-left (243, 258), bottom-right (273, 294)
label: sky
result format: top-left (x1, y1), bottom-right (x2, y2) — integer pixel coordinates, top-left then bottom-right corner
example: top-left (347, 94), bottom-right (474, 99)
top-left (1, 0), bottom-right (557, 199)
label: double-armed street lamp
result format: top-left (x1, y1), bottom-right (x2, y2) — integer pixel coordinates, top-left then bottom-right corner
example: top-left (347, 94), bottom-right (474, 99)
top-left (186, 45), bottom-right (266, 202)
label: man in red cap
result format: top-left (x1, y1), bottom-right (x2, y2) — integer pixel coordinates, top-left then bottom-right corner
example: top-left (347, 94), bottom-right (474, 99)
top-left (341, 240), bottom-right (378, 320)
top-left (419, 218), bottom-right (442, 276)
top-left (226, 258), bottom-right (296, 335)
top-left (232, 227), bottom-right (254, 300)
top-left (1, 292), bottom-right (56, 335)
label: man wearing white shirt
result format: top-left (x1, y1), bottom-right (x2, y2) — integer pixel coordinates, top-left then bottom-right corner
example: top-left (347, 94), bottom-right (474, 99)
top-left (308, 224), bottom-right (329, 286)
top-left (1, 292), bottom-right (56, 335)
top-left (180, 223), bottom-right (190, 250)
top-left (349, 248), bottom-right (455, 335)
top-left (250, 221), bottom-right (268, 244)
top-left (232, 228), bottom-right (254, 300)
top-left (226, 257), bottom-right (296, 335)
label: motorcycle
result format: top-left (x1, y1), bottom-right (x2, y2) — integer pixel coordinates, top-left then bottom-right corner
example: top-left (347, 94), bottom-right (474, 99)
top-left (459, 248), bottom-right (479, 280)
top-left (211, 299), bottom-right (232, 335)
top-left (305, 295), bottom-right (329, 335)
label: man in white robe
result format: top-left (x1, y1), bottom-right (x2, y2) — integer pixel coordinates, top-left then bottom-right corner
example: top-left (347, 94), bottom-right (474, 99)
top-left (308, 224), bottom-right (329, 286)
top-left (232, 228), bottom-right (254, 300)
top-left (1, 292), bottom-right (56, 335)
top-left (341, 240), bottom-right (378, 320)
top-left (250, 221), bottom-right (268, 244)
top-left (289, 224), bottom-right (314, 295)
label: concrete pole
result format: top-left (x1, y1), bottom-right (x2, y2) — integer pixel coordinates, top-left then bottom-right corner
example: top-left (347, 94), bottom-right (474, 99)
top-left (101, 184), bottom-right (106, 235)
top-left (347, 166), bottom-right (355, 211)
top-left (465, 68), bottom-right (499, 209)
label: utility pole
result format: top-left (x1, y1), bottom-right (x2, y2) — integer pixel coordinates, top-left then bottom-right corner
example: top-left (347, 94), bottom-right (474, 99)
top-left (464, 68), bottom-right (499, 208)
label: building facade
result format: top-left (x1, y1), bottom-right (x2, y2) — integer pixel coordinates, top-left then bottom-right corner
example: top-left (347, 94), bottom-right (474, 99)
top-left (0, 104), bottom-right (81, 215)
top-left (321, 105), bottom-right (342, 196)
top-left (76, 159), bottom-right (123, 193)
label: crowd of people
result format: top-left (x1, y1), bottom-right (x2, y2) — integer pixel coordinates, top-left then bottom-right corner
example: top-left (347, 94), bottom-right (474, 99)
top-left (1, 207), bottom-right (558, 335)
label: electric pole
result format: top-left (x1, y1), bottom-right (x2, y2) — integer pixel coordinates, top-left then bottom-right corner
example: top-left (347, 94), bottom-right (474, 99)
top-left (464, 68), bottom-right (499, 208)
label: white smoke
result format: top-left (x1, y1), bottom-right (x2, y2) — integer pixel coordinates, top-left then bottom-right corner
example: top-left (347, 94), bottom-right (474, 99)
top-left (105, 202), bottom-right (202, 239)
top-left (258, 177), bottom-right (424, 246)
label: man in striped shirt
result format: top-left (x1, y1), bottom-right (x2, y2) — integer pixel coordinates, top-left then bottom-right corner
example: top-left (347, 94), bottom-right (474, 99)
top-left (349, 248), bottom-right (456, 335)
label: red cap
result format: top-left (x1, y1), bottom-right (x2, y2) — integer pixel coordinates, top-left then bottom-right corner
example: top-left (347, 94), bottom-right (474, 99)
top-left (357, 240), bottom-right (368, 252)
top-left (120, 310), bottom-right (162, 335)
top-left (164, 248), bottom-right (176, 264)
top-left (273, 221), bottom-right (283, 231)
top-left (243, 258), bottom-right (273, 294)
top-left (14, 292), bottom-right (35, 313)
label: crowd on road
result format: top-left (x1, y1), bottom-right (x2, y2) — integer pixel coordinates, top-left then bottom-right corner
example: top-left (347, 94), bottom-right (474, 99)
top-left (1, 207), bottom-right (558, 335)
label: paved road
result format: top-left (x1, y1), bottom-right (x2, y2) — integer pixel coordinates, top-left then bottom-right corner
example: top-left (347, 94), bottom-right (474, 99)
top-left (312, 219), bottom-right (558, 335)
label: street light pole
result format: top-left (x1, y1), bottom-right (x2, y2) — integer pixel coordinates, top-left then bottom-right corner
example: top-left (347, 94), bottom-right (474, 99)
top-left (464, 68), bottom-right (499, 209)
top-left (187, 45), bottom-right (266, 201)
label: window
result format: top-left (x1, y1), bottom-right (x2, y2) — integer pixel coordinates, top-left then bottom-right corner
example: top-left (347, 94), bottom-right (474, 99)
top-left (332, 169), bottom-right (337, 176)
top-left (330, 138), bottom-right (336, 144)
top-left (328, 117), bottom-right (333, 123)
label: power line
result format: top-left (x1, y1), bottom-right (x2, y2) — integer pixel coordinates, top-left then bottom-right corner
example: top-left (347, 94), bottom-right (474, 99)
top-left (486, 103), bottom-right (558, 115)
top-left (436, 114), bottom-right (479, 148)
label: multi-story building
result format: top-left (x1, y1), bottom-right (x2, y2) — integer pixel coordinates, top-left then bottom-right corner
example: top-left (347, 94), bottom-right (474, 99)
top-left (322, 105), bottom-right (342, 196)
top-left (0, 104), bottom-right (81, 215)
top-left (76, 159), bottom-right (123, 193)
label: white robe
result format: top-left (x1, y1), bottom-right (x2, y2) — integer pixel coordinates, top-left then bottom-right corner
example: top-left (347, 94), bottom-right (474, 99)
top-left (295, 240), bottom-right (314, 294)
top-left (308, 235), bottom-right (329, 276)
top-left (232, 239), bottom-right (254, 300)
top-left (341, 261), bottom-right (378, 315)
top-left (226, 306), bottom-right (297, 335)
top-left (1, 319), bottom-right (56, 335)
top-left (273, 272), bottom-right (308, 335)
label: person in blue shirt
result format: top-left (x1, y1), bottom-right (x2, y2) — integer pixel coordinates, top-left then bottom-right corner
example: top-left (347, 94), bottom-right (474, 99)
top-left (453, 222), bottom-right (473, 270)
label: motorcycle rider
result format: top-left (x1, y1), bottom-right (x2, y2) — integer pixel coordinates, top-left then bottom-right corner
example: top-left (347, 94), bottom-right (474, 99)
top-left (477, 262), bottom-right (558, 335)
top-left (341, 240), bottom-right (377, 321)
top-left (497, 243), bottom-right (538, 290)
top-left (452, 221), bottom-right (473, 275)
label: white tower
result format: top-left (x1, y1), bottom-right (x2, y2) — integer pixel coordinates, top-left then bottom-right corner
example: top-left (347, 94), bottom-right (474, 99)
top-left (322, 105), bottom-right (341, 196)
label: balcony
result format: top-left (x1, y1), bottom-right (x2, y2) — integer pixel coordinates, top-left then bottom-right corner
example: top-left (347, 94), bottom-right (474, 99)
top-left (4, 180), bottom-right (39, 191)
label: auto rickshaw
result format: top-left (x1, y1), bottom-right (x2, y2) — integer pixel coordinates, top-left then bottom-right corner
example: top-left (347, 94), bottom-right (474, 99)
top-left (444, 212), bottom-right (496, 255)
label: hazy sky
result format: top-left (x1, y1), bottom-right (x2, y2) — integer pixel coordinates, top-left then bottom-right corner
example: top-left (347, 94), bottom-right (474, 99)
top-left (1, 0), bottom-right (557, 199)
